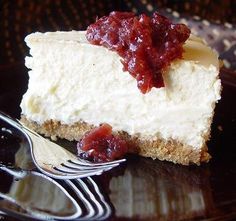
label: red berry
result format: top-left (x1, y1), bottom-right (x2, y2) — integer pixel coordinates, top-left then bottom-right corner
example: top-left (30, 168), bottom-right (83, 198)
top-left (77, 124), bottom-right (128, 162)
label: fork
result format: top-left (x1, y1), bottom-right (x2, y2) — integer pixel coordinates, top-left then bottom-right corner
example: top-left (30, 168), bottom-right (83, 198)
top-left (0, 111), bottom-right (126, 180)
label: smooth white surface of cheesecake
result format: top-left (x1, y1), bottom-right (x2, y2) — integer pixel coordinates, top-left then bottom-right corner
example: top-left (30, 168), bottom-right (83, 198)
top-left (20, 31), bottom-right (221, 151)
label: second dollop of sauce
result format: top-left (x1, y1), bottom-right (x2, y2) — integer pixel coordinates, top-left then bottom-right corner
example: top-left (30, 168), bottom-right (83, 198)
top-left (77, 124), bottom-right (128, 162)
top-left (86, 11), bottom-right (190, 93)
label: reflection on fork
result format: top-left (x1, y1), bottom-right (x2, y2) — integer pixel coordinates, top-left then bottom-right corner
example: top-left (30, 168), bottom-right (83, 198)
top-left (65, 177), bottom-right (112, 220)
top-left (0, 165), bottom-right (113, 220)
top-left (0, 111), bottom-right (126, 180)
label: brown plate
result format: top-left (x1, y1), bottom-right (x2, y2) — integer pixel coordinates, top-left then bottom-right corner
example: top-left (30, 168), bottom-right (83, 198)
top-left (0, 63), bottom-right (236, 221)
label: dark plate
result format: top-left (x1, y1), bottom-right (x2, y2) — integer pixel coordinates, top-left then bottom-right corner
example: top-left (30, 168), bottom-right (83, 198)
top-left (0, 62), bottom-right (236, 221)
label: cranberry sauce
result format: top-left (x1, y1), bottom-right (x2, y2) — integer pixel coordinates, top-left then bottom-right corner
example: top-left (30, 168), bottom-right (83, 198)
top-left (77, 124), bottom-right (128, 162)
top-left (86, 11), bottom-right (190, 93)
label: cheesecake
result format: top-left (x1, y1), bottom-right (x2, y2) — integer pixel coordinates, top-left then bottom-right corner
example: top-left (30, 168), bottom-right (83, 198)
top-left (20, 12), bottom-right (221, 165)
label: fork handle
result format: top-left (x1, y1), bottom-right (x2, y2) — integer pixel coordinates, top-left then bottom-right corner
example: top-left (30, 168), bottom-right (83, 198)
top-left (0, 164), bottom-right (28, 179)
top-left (0, 111), bottom-right (24, 132)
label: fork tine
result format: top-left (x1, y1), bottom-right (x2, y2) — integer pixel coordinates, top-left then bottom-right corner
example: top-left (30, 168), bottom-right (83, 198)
top-left (55, 164), bottom-right (115, 175)
top-left (54, 166), bottom-right (105, 176)
top-left (40, 159), bottom-right (122, 179)
top-left (70, 158), bottom-right (126, 167)
top-left (45, 169), bottom-right (104, 180)
top-left (81, 158), bottom-right (126, 165)
top-left (63, 161), bottom-right (120, 170)
top-left (38, 165), bottom-right (109, 180)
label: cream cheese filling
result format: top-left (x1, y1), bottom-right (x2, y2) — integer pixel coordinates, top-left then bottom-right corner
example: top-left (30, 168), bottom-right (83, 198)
top-left (21, 31), bottom-right (221, 149)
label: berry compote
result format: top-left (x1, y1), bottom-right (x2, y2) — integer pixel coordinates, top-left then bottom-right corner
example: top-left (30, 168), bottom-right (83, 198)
top-left (77, 124), bottom-right (128, 162)
top-left (86, 11), bottom-right (190, 93)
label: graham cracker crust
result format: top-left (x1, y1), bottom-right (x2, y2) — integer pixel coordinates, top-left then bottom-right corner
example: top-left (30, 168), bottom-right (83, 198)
top-left (21, 116), bottom-right (211, 165)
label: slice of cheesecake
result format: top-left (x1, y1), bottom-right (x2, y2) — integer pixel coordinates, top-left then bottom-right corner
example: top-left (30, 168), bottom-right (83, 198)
top-left (20, 30), bottom-right (221, 165)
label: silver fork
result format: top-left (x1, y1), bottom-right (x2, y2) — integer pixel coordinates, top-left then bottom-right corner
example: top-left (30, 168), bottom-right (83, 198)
top-left (0, 111), bottom-right (126, 180)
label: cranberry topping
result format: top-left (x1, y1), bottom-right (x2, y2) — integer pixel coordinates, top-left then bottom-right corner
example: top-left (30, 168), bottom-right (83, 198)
top-left (77, 124), bottom-right (128, 162)
top-left (86, 11), bottom-right (190, 93)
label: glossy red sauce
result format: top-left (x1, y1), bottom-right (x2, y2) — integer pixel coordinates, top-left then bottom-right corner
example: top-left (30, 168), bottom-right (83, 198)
top-left (77, 124), bottom-right (128, 162)
top-left (86, 11), bottom-right (190, 93)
